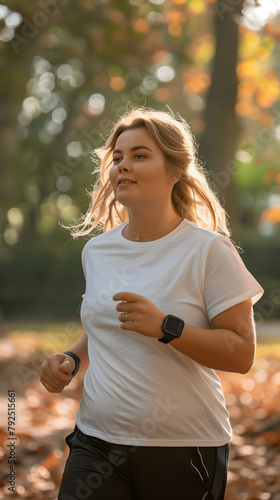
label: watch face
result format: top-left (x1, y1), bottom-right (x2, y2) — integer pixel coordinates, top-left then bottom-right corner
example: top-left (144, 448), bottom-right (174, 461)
top-left (164, 315), bottom-right (183, 337)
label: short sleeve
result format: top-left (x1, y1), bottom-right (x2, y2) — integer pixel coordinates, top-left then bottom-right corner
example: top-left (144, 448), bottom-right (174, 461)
top-left (203, 236), bottom-right (264, 322)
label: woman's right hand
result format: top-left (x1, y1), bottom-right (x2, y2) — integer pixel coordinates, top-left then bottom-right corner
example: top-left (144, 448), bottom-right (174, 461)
top-left (40, 353), bottom-right (75, 393)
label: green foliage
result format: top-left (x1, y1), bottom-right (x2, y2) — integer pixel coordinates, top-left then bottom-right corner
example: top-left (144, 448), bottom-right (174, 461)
top-left (239, 233), bottom-right (280, 320)
top-left (0, 236), bottom-right (85, 319)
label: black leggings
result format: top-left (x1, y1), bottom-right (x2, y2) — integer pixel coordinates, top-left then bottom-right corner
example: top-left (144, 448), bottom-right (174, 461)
top-left (58, 426), bottom-right (229, 500)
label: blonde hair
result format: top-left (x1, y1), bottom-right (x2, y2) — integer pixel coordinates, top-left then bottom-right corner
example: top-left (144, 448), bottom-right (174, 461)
top-left (68, 107), bottom-right (230, 238)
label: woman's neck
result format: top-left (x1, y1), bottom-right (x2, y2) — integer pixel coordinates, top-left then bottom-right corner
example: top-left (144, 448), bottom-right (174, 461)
top-left (122, 210), bottom-right (183, 242)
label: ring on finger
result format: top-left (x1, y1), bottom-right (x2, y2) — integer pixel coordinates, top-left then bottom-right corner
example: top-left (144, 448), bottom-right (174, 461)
top-left (125, 313), bottom-right (129, 322)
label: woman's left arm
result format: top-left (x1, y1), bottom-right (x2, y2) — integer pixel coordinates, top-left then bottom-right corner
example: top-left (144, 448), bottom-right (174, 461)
top-left (170, 298), bottom-right (256, 374)
top-left (113, 293), bottom-right (256, 374)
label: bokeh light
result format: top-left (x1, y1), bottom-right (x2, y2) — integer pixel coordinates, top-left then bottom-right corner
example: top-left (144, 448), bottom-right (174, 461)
top-left (156, 65), bottom-right (175, 82)
top-left (56, 176), bottom-right (72, 192)
top-left (67, 142), bottom-right (83, 158)
top-left (7, 208), bottom-right (24, 228)
top-left (87, 93), bottom-right (105, 115)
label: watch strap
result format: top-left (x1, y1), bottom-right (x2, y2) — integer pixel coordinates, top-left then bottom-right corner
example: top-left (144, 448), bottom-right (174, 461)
top-left (63, 351), bottom-right (81, 377)
top-left (158, 332), bottom-right (175, 344)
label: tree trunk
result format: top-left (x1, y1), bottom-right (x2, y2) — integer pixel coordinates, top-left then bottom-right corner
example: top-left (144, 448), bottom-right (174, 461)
top-left (199, 1), bottom-right (245, 216)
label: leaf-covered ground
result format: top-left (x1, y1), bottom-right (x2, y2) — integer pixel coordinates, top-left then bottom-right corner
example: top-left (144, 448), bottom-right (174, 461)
top-left (0, 324), bottom-right (280, 499)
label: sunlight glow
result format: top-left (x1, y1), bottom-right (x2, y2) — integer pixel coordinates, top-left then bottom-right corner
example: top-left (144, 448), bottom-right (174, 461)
top-left (242, 0), bottom-right (280, 30)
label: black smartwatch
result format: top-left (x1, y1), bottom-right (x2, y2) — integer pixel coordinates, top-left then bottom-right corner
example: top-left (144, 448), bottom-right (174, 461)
top-left (158, 315), bottom-right (185, 344)
top-left (63, 351), bottom-right (81, 376)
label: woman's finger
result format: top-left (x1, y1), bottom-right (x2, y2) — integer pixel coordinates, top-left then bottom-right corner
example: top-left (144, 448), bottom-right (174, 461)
top-left (116, 302), bottom-right (136, 313)
top-left (113, 292), bottom-right (143, 302)
top-left (120, 319), bottom-right (138, 332)
top-left (119, 312), bottom-right (135, 323)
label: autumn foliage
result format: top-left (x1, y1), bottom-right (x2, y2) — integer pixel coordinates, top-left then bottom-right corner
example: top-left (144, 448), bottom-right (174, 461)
top-left (1, 326), bottom-right (280, 499)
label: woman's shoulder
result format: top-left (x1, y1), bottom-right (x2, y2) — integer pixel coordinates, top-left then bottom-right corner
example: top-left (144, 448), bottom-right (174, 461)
top-left (82, 223), bottom-right (125, 251)
top-left (183, 220), bottom-right (228, 245)
top-left (181, 220), bottom-right (239, 260)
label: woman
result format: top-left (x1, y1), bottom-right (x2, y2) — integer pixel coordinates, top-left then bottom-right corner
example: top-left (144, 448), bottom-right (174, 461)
top-left (40, 108), bottom-right (263, 500)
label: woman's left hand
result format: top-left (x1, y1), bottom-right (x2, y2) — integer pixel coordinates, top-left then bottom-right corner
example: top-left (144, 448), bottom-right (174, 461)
top-left (113, 292), bottom-right (165, 339)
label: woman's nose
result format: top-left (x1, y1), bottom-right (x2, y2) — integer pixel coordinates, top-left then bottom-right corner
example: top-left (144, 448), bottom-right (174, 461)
top-left (118, 160), bottom-right (131, 172)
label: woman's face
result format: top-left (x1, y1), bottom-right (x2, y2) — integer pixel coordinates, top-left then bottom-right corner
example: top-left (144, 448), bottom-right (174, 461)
top-left (109, 127), bottom-right (177, 209)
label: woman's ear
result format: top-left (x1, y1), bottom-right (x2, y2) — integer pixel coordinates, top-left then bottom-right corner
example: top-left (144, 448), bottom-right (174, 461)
top-left (168, 174), bottom-right (180, 187)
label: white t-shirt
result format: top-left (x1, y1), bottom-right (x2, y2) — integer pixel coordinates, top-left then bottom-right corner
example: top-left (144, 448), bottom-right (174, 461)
top-left (76, 219), bottom-right (263, 447)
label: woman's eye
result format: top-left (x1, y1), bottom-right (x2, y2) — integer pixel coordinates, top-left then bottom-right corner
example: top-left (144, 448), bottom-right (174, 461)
top-left (113, 157), bottom-right (122, 164)
top-left (112, 154), bottom-right (146, 164)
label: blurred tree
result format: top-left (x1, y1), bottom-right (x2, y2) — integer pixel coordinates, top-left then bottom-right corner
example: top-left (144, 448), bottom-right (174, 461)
top-left (0, 0), bottom-right (279, 241)
top-left (199, 0), bottom-right (243, 210)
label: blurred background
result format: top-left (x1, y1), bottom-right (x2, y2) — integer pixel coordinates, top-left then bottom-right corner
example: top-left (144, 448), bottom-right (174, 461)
top-left (0, 1), bottom-right (280, 499)
top-left (0, 0), bottom-right (280, 321)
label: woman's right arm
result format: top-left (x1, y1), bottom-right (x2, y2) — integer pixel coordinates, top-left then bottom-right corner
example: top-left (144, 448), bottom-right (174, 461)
top-left (40, 332), bottom-right (89, 393)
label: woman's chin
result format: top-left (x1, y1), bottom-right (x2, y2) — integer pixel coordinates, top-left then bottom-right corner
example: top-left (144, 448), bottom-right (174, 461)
top-left (115, 195), bottom-right (141, 207)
